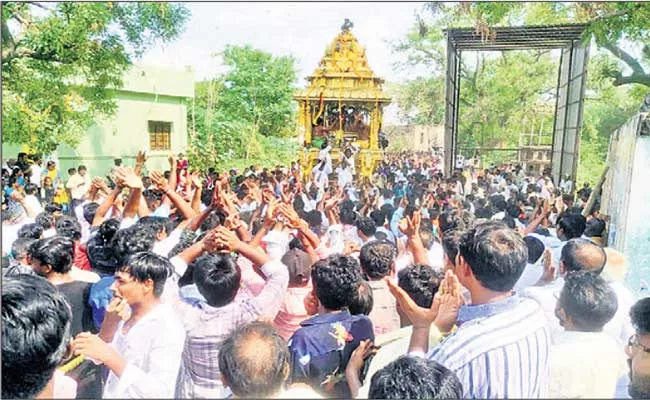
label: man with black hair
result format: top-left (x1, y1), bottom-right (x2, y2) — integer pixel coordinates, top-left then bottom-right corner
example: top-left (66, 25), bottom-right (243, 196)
top-left (356, 216), bottom-right (377, 244)
top-left (390, 220), bottom-right (550, 398)
top-left (514, 235), bottom-right (545, 292)
top-left (29, 235), bottom-right (102, 397)
top-left (359, 240), bottom-right (400, 335)
top-left (362, 356), bottom-right (463, 399)
top-left (350, 264), bottom-right (445, 398)
top-left (24, 182), bottom-right (44, 214)
top-left (66, 165), bottom-right (90, 211)
top-left (56, 214), bottom-right (93, 273)
top-left (3, 236), bottom-right (37, 276)
top-left (72, 252), bottom-right (186, 398)
top-left (88, 225), bottom-right (156, 330)
top-left (17, 222), bottom-right (43, 240)
top-left (549, 271), bottom-right (626, 397)
top-left (625, 298), bottom-right (650, 399)
top-left (288, 254), bottom-right (373, 398)
top-left (35, 210), bottom-right (57, 237)
top-left (2, 275), bottom-right (73, 399)
top-left (164, 226), bottom-right (289, 398)
top-left (349, 280), bottom-right (374, 316)
top-left (218, 322), bottom-right (321, 398)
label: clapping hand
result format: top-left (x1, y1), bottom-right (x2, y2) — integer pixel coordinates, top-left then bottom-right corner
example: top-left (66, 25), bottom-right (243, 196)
top-left (149, 170), bottom-right (169, 192)
top-left (213, 226), bottom-right (241, 253)
top-left (433, 270), bottom-right (465, 333)
top-left (385, 273), bottom-right (440, 329)
top-left (114, 167), bottom-right (143, 190)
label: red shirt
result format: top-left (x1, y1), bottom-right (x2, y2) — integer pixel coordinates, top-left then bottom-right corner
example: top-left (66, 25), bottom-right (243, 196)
top-left (74, 242), bottom-right (92, 271)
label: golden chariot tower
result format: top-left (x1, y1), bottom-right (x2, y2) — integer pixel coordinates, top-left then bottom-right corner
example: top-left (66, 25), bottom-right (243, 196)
top-left (293, 19), bottom-right (391, 181)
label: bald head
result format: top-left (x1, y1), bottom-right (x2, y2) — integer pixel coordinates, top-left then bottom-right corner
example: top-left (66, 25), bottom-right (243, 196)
top-left (218, 322), bottom-right (289, 398)
top-left (561, 238), bottom-right (606, 274)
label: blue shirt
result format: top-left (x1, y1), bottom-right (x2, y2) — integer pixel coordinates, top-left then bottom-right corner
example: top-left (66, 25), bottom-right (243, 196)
top-left (428, 294), bottom-right (551, 399)
top-left (288, 310), bottom-right (374, 398)
top-left (88, 276), bottom-right (115, 330)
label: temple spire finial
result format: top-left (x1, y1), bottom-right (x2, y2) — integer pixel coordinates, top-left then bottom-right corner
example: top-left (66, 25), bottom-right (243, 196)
top-left (341, 19), bottom-right (354, 32)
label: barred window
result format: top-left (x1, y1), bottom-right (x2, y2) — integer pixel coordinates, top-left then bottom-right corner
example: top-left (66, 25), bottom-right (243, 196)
top-left (148, 121), bottom-right (172, 151)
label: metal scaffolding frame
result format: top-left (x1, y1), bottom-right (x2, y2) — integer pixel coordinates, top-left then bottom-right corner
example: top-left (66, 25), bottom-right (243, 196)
top-left (443, 24), bottom-right (590, 184)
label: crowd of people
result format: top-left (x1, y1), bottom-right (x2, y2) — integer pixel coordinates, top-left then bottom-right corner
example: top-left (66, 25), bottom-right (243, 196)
top-left (1, 146), bottom-right (648, 399)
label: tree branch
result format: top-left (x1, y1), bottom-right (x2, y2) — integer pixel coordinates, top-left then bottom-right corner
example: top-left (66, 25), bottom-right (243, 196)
top-left (599, 40), bottom-right (646, 74)
top-left (612, 72), bottom-right (650, 87)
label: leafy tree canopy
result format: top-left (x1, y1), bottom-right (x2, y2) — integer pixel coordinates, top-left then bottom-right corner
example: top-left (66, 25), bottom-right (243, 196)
top-left (187, 45), bottom-right (299, 171)
top-left (2, 2), bottom-right (190, 153)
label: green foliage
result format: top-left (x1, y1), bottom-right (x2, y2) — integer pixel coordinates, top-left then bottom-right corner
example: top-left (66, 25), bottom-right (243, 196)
top-left (187, 46), bottom-right (299, 171)
top-left (1, 2), bottom-right (189, 153)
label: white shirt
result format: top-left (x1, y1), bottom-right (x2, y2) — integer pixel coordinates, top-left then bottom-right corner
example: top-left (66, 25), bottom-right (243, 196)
top-left (31, 166), bottom-right (43, 187)
top-left (103, 303), bottom-right (185, 399)
top-left (604, 280), bottom-right (636, 346)
top-left (24, 194), bottom-right (44, 215)
top-left (427, 242), bottom-right (444, 271)
top-left (514, 262), bottom-right (544, 293)
top-left (2, 218), bottom-right (35, 252)
top-left (522, 277), bottom-right (565, 339)
top-left (152, 229), bottom-right (183, 258)
top-left (549, 330), bottom-right (627, 398)
top-left (66, 174), bottom-right (90, 200)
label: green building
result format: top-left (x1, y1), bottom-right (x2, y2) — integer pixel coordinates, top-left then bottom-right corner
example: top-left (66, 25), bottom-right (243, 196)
top-left (3, 64), bottom-right (195, 176)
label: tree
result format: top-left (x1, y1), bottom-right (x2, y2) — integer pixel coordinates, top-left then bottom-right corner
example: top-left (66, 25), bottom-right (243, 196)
top-left (217, 45), bottom-right (298, 138)
top-left (2, 2), bottom-right (190, 152)
top-left (187, 46), bottom-right (299, 171)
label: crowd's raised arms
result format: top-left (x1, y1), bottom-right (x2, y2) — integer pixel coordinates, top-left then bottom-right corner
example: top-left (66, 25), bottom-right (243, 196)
top-left (1, 150), bottom-right (647, 399)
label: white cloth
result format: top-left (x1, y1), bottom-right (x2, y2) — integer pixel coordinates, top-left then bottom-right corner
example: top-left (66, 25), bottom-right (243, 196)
top-left (31, 166), bottom-right (43, 188)
top-left (152, 228), bottom-right (183, 258)
top-left (522, 278), bottom-right (565, 339)
top-left (549, 330), bottom-right (627, 398)
top-left (514, 262), bottom-right (544, 293)
top-left (2, 218), bottom-right (35, 253)
top-left (24, 194), bottom-right (44, 215)
top-left (103, 303), bottom-right (185, 398)
top-left (74, 200), bottom-right (91, 244)
top-left (605, 280), bottom-right (636, 346)
top-left (427, 242), bottom-right (444, 271)
top-left (66, 174), bottom-right (90, 200)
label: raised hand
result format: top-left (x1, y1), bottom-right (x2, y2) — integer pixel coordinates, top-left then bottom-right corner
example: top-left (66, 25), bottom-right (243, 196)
top-left (385, 275), bottom-right (440, 329)
top-left (190, 171), bottom-right (203, 189)
top-left (537, 248), bottom-right (556, 285)
top-left (114, 167), bottom-right (143, 190)
top-left (213, 226), bottom-right (241, 253)
top-left (149, 170), bottom-right (169, 192)
top-left (399, 210), bottom-right (422, 238)
top-left (433, 270), bottom-right (464, 333)
top-left (225, 213), bottom-right (243, 231)
top-left (168, 153), bottom-right (177, 168)
top-left (136, 150), bottom-right (147, 167)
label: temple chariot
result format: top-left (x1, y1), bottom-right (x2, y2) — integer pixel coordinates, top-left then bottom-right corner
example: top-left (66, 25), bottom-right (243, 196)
top-left (293, 20), bottom-right (391, 182)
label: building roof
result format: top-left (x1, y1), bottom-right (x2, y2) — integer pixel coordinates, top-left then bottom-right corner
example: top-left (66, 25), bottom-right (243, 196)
top-left (119, 64), bottom-right (195, 98)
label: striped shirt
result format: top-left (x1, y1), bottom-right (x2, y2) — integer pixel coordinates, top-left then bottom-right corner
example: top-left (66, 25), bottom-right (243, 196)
top-left (428, 294), bottom-right (551, 399)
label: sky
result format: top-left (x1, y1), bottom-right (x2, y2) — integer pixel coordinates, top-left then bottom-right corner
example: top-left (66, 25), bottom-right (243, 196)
top-left (138, 2), bottom-right (427, 84)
